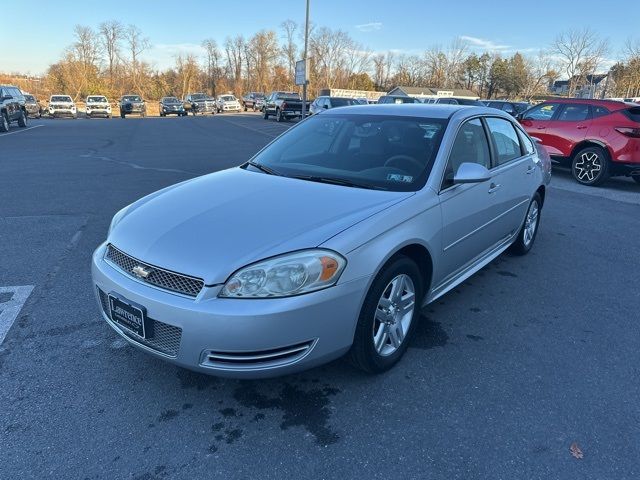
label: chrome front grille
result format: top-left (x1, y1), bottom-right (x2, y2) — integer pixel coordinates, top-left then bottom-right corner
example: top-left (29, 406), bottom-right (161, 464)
top-left (201, 341), bottom-right (315, 370)
top-left (105, 244), bottom-right (204, 297)
top-left (97, 288), bottom-right (182, 357)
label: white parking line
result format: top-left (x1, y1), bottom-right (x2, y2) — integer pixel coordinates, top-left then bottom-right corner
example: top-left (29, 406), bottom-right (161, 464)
top-left (0, 125), bottom-right (44, 137)
top-left (0, 286), bottom-right (34, 345)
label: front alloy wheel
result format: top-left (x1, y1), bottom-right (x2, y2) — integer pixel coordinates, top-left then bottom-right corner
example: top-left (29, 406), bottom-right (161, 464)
top-left (572, 146), bottom-right (610, 186)
top-left (373, 274), bottom-right (416, 356)
top-left (349, 255), bottom-right (423, 373)
top-left (18, 111), bottom-right (28, 127)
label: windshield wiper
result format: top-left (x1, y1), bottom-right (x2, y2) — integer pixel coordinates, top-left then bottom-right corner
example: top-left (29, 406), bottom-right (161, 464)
top-left (246, 161), bottom-right (283, 176)
top-left (290, 175), bottom-right (387, 190)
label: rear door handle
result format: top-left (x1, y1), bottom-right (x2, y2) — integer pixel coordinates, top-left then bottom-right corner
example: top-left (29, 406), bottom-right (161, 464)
top-left (536, 126), bottom-right (546, 130)
top-left (488, 183), bottom-right (501, 194)
top-left (576, 125), bottom-right (587, 130)
top-left (526, 165), bottom-right (535, 175)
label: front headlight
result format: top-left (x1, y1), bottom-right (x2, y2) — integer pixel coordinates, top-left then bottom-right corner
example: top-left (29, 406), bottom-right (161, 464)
top-left (108, 204), bottom-right (132, 235)
top-left (220, 249), bottom-right (346, 298)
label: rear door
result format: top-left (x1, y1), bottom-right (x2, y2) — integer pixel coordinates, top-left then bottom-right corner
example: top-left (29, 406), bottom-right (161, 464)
top-left (543, 103), bottom-right (592, 157)
top-left (483, 116), bottom-right (535, 240)
top-left (519, 103), bottom-right (561, 152)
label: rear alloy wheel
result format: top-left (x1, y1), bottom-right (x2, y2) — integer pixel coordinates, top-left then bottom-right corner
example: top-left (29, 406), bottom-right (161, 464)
top-left (572, 146), bottom-right (610, 186)
top-left (349, 256), bottom-right (423, 373)
top-left (0, 112), bottom-right (9, 132)
top-left (17, 110), bottom-right (28, 127)
top-left (509, 192), bottom-right (542, 256)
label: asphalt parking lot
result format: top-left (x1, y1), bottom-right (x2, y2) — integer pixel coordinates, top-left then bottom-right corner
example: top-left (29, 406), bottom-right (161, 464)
top-left (1, 113), bottom-right (639, 479)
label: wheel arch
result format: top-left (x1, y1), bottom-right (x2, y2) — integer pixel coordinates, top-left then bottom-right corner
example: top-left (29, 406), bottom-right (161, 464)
top-left (379, 242), bottom-right (434, 297)
top-left (570, 139), bottom-right (612, 161)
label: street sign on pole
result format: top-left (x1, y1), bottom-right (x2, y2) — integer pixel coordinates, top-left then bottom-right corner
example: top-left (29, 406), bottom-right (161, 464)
top-left (295, 59), bottom-right (307, 86)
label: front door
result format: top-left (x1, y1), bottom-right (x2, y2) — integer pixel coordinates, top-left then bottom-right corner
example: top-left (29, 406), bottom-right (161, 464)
top-left (437, 118), bottom-right (498, 285)
top-left (519, 102), bottom-right (562, 154)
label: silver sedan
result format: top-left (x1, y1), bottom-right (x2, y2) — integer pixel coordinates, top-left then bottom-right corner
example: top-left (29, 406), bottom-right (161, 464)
top-left (92, 104), bottom-right (551, 378)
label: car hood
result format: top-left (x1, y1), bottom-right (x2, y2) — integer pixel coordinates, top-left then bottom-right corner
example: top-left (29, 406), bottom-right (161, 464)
top-left (109, 168), bottom-right (412, 284)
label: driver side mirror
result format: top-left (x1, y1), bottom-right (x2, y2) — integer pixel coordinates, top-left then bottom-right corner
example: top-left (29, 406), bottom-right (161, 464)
top-left (454, 162), bottom-right (491, 184)
top-left (323, 104), bottom-right (328, 109)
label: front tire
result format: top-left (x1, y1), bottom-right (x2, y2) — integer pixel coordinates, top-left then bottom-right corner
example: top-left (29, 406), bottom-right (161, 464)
top-left (509, 192), bottom-right (542, 256)
top-left (276, 108), bottom-right (283, 122)
top-left (349, 256), bottom-right (423, 374)
top-left (18, 110), bottom-right (28, 127)
top-left (572, 146), bottom-right (610, 186)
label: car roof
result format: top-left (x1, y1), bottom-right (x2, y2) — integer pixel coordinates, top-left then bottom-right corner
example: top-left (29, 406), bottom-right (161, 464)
top-left (324, 103), bottom-right (509, 119)
top-left (543, 97), bottom-right (629, 109)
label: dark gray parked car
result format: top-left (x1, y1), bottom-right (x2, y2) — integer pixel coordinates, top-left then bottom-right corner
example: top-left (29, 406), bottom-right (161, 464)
top-left (0, 85), bottom-right (28, 131)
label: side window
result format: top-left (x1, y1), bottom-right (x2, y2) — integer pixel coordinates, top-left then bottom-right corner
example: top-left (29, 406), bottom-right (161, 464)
top-left (442, 118), bottom-right (491, 189)
top-left (557, 104), bottom-right (590, 122)
top-left (592, 106), bottom-right (610, 118)
top-left (523, 103), bottom-right (560, 121)
top-left (485, 117), bottom-right (523, 165)
top-left (502, 103), bottom-right (516, 114)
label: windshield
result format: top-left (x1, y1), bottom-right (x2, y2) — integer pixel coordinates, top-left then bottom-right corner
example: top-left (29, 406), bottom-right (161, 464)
top-left (51, 96), bottom-right (72, 102)
top-left (221, 95), bottom-right (236, 101)
top-left (330, 98), bottom-right (356, 107)
top-left (87, 96), bottom-right (107, 103)
top-left (163, 97), bottom-right (180, 103)
top-left (24, 95), bottom-right (35, 102)
top-left (249, 114), bottom-right (447, 192)
top-left (191, 93), bottom-right (207, 100)
top-left (122, 95), bottom-right (141, 102)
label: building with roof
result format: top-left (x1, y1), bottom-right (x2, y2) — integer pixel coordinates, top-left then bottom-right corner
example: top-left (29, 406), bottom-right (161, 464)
top-left (550, 74), bottom-right (612, 99)
top-left (387, 85), bottom-right (479, 100)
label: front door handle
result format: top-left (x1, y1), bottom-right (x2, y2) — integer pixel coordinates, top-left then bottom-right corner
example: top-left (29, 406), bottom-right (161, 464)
top-left (488, 183), bottom-right (501, 194)
top-left (536, 126), bottom-right (546, 130)
top-left (576, 125), bottom-right (587, 130)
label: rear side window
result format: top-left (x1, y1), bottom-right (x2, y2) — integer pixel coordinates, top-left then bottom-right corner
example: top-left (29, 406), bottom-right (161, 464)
top-left (557, 104), bottom-right (591, 122)
top-left (592, 106), bottom-right (610, 118)
top-left (622, 107), bottom-right (640, 123)
top-left (485, 117), bottom-right (523, 166)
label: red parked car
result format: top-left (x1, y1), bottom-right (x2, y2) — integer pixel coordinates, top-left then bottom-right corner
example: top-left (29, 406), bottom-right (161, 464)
top-left (519, 99), bottom-right (640, 186)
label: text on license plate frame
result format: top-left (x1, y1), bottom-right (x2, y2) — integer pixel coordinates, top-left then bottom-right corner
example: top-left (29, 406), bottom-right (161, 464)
top-left (108, 293), bottom-right (147, 338)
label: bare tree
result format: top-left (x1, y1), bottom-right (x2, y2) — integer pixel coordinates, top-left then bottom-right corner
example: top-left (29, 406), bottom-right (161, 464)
top-left (124, 25), bottom-right (150, 92)
top-left (246, 30), bottom-right (280, 93)
top-left (551, 28), bottom-right (609, 96)
top-left (98, 20), bottom-right (123, 90)
top-left (280, 20), bottom-right (298, 89)
top-left (225, 35), bottom-right (245, 94)
top-left (202, 38), bottom-right (221, 97)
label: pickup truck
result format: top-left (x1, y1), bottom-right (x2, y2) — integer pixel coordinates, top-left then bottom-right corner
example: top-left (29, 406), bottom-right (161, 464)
top-left (262, 91), bottom-right (311, 122)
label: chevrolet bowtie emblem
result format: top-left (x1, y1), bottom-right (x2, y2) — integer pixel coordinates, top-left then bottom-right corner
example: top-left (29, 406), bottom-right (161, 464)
top-left (132, 265), bottom-right (151, 279)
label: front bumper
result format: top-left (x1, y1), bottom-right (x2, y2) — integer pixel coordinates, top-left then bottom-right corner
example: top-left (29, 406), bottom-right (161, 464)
top-left (87, 109), bottom-right (111, 116)
top-left (49, 108), bottom-right (76, 116)
top-left (222, 104), bottom-right (241, 111)
top-left (91, 243), bottom-right (368, 378)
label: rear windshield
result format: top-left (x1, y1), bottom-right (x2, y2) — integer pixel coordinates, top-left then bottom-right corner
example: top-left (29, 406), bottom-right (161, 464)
top-left (51, 96), bottom-right (72, 102)
top-left (622, 107), bottom-right (640, 123)
top-left (331, 98), bottom-right (356, 107)
top-left (277, 93), bottom-right (301, 100)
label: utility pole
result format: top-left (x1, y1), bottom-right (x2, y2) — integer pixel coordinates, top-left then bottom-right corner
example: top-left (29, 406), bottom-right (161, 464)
top-left (301, 0), bottom-right (310, 119)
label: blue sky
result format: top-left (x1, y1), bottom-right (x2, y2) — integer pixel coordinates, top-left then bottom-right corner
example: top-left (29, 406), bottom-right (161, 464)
top-left (2, 0), bottom-right (638, 75)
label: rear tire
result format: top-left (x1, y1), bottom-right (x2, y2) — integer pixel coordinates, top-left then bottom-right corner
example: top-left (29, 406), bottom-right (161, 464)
top-left (509, 192), bottom-right (542, 256)
top-left (0, 112), bottom-right (9, 132)
top-left (571, 146), bottom-right (610, 186)
top-left (349, 255), bottom-right (423, 374)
